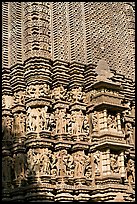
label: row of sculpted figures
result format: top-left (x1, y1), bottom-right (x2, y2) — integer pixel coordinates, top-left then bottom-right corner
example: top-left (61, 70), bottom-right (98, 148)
top-left (2, 149), bottom-right (135, 188)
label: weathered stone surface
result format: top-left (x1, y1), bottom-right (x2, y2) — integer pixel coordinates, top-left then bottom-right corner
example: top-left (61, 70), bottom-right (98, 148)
top-left (2, 2), bottom-right (135, 202)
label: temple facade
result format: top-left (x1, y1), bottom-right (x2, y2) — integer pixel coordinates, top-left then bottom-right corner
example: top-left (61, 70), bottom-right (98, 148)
top-left (2, 2), bottom-right (135, 202)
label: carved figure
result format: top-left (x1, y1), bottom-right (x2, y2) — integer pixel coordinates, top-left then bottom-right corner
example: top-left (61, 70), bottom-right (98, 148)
top-left (126, 159), bottom-right (135, 185)
top-left (52, 85), bottom-right (66, 101)
top-left (70, 87), bottom-right (83, 102)
top-left (83, 115), bottom-right (89, 133)
top-left (2, 116), bottom-right (12, 140)
top-left (56, 150), bottom-right (68, 176)
top-left (55, 109), bottom-right (66, 134)
top-left (40, 148), bottom-right (51, 175)
top-left (125, 122), bottom-right (133, 144)
top-left (77, 110), bottom-right (84, 133)
top-left (67, 154), bottom-right (74, 176)
top-left (71, 111), bottom-right (77, 134)
top-left (26, 107), bottom-right (39, 132)
top-left (51, 152), bottom-right (57, 176)
top-left (73, 151), bottom-right (86, 177)
top-left (94, 150), bottom-right (100, 174)
top-left (14, 91), bottom-right (25, 105)
top-left (110, 154), bottom-right (119, 173)
top-left (92, 111), bottom-right (98, 131)
top-left (85, 154), bottom-right (93, 179)
top-left (39, 106), bottom-right (48, 131)
top-left (39, 83), bottom-right (50, 96)
top-left (107, 114), bottom-right (117, 130)
top-left (13, 153), bottom-right (26, 183)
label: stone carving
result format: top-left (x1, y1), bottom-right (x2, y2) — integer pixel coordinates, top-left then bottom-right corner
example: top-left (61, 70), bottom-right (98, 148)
top-left (110, 154), bottom-right (119, 173)
top-left (27, 148), bottom-right (51, 176)
top-left (107, 114), bottom-right (117, 130)
top-left (125, 159), bottom-right (135, 185)
top-left (69, 87), bottom-right (84, 103)
top-left (125, 122), bottom-right (133, 144)
top-left (26, 107), bottom-right (39, 132)
top-left (14, 91), bottom-right (25, 105)
top-left (27, 107), bottom-right (50, 132)
top-left (92, 111), bottom-right (98, 132)
top-left (13, 153), bottom-right (26, 184)
top-left (73, 151), bottom-right (86, 177)
top-left (56, 150), bottom-right (68, 176)
top-left (51, 152), bottom-right (57, 176)
top-left (26, 84), bottom-right (50, 99)
top-left (55, 109), bottom-right (67, 134)
top-left (2, 156), bottom-right (14, 188)
top-left (71, 110), bottom-right (84, 134)
top-left (85, 154), bottom-right (93, 179)
top-left (52, 85), bottom-right (67, 101)
top-left (2, 116), bottom-right (12, 140)
top-left (13, 113), bottom-right (25, 136)
top-left (2, 2), bottom-right (135, 202)
top-left (48, 113), bottom-right (56, 132)
top-left (83, 115), bottom-right (89, 133)
top-left (39, 149), bottom-right (52, 175)
top-left (50, 150), bottom-right (75, 178)
top-left (39, 84), bottom-right (50, 97)
top-left (93, 150), bottom-right (100, 175)
top-left (2, 95), bottom-right (13, 109)
top-left (67, 154), bottom-right (74, 177)
top-left (39, 106), bottom-right (49, 131)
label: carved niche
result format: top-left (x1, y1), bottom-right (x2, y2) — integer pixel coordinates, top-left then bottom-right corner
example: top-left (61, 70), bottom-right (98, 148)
top-left (27, 148), bottom-right (52, 176)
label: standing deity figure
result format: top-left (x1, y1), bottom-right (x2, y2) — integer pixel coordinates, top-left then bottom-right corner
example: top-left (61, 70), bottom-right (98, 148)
top-left (28, 149), bottom-right (42, 176)
top-left (126, 159), bottom-right (135, 185)
top-left (40, 148), bottom-right (52, 175)
top-left (73, 151), bottom-right (86, 177)
top-left (26, 107), bottom-right (39, 132)
top-left (125, 122), bottom-right (133, 144)
top-left (39, 106), bottom-right (48, 131)
top-left (27, 149), bottom-right (34, 175)
top-left (56, 150), bottom-right (68, 176)
top-left (71, 111), bottom-right (78, 134)
top-left (110, 154), bottom-right (119, 173)
top-left (19, 112), bottom-right (26, 134)
top-left (55, 109), bottom-right (66, 134)
top-left (77, 110), bottom-right (84, 134)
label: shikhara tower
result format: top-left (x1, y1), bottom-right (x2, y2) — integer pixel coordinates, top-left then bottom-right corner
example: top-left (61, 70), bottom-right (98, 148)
top-left (2, 2), bottom-right (135, 202)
